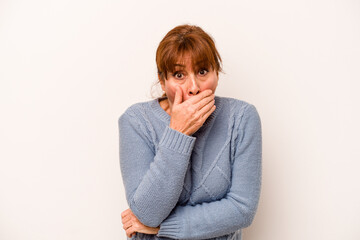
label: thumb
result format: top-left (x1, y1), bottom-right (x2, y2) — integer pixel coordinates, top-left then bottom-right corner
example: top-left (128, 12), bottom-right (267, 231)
top-left (173, 86), bottom-right (182, 105)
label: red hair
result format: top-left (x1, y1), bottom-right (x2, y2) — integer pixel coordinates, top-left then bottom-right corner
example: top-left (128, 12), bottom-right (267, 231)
top-left (156, 24), bottom-right (222, 81)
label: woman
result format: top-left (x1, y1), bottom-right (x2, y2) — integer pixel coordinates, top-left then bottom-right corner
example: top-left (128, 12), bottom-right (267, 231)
top-left (118, 24), bottom-right (262, 240)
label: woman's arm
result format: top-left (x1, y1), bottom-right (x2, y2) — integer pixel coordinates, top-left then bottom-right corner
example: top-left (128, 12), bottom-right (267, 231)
top-left (119, 108), bottom-right (196, 227)
top-left (157, 104), bottom-right (262, 239)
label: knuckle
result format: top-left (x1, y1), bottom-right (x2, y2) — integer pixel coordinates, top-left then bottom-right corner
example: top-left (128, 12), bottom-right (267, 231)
top-left (194, 112), bottom-right (201, 119)
top-left (122, 209), bottom-right (130, 216)
top-left (203, 89), bottom-right (212, 95)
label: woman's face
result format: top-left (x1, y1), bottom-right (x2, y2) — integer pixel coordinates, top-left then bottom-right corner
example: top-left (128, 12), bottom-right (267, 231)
top-left (160, 55), bottom-right (219, 108)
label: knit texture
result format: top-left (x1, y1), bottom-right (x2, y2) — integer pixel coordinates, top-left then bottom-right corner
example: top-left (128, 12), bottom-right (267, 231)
top-left (118, 96), bottom-right (262, 240)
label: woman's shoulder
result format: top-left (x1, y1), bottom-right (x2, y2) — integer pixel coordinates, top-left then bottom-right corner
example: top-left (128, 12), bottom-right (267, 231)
top-left (119, 99), bottom-right (156, 120)
top-left (217, 97), bottom-right (261, 144)
top-left (217, 96), bottom-right (259, 117)
top-left (117, 100), bottom-right (161, 134)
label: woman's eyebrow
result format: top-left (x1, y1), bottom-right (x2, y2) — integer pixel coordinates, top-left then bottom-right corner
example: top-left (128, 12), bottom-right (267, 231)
top-left (195, 60), bottom-right (206, 65)
top-left (174, 64), bottom-right (185, 67)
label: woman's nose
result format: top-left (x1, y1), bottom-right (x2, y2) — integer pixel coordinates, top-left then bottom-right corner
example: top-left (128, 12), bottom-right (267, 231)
top-left (188, 76), bottom-right (200, 96)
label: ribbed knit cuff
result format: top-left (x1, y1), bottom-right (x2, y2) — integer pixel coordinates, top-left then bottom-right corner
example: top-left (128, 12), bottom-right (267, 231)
top-left (157, 212), bottom-right (182, 239)
top-left (159, 126), bottom-right (196, 155)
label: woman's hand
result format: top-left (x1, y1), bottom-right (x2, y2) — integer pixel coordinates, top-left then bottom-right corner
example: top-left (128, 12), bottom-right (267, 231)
top-left (170, 87), bottom-right (216, 135)
top-left (121, 208), bottom-right (160, 238)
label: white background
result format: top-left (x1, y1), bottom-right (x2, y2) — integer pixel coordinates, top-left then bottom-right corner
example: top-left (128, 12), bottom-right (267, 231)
top-left (1, 0), bottom-right (359, 239)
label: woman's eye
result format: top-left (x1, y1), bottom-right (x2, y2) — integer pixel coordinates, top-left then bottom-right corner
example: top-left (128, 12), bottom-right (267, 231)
top-left (199, 69), bottom-right (208, 76)
top-left (173, 72), bottom-right (184, 79)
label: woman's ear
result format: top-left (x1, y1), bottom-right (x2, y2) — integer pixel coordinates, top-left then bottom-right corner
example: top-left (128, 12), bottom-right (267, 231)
top-left (158, 74), bottom-right (166, 92)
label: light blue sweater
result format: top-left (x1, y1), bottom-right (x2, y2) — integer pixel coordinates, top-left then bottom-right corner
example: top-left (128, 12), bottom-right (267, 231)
top-left (118, 96), bottom-right (262, 240)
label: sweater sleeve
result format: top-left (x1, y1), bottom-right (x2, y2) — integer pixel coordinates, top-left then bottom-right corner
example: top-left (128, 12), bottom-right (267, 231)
top-left (157, 104), bottom-right (262, 239)
top-left (119, 110), bottom-right (196, 227)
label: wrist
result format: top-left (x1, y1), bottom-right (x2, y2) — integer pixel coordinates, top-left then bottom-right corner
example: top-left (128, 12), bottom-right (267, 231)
top-left (169, 123), bottom-right (189, 135)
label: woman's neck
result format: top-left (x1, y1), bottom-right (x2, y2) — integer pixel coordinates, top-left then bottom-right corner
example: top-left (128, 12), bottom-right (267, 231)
top-left (159, 98), bottom-right (171, 116)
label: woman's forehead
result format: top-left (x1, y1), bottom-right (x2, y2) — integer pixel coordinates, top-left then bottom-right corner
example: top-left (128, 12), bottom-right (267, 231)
top-left (174, 55), bottom-right (210, 69)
